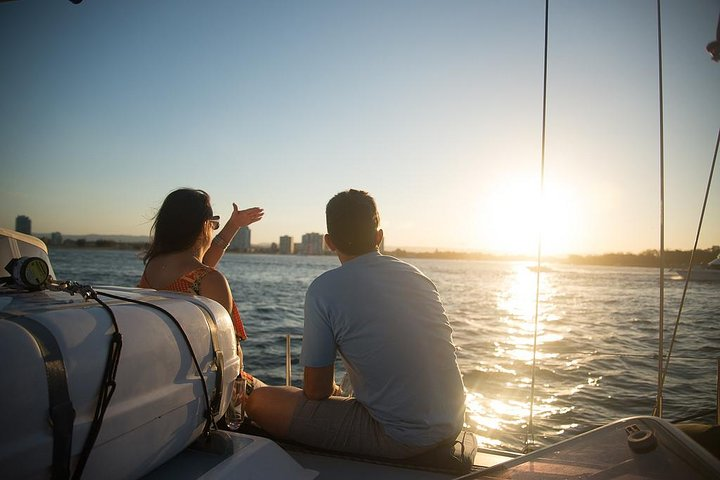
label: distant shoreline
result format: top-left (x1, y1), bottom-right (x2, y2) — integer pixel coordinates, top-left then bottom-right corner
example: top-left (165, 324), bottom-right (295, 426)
top-left (43, 238), bottom-right (719, 269)
top-left (387, 247), bottom-right (720, 268)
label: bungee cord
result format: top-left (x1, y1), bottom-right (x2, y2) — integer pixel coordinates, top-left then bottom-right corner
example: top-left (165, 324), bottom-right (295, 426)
top-left (43, 280), bottom-right (218, 478)
top-left (71, 287), bottom-right (122, 480)
top-left (96, 289), bottom-right (219, 435)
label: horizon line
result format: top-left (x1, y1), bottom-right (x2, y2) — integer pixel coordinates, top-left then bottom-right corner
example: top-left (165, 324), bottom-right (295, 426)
top-left (28, 231), bottom-right (720, 258)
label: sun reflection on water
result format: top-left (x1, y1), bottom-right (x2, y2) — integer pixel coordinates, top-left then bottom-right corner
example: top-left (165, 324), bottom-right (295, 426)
top-left (464, 263), bottom-right (576, 451)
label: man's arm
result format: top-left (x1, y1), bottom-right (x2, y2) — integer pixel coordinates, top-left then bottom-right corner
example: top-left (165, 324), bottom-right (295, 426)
top-left (303, 365), bottom-right (341, 400)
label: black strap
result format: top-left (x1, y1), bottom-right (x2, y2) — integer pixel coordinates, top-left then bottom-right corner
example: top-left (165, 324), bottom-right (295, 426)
top-left (1, 314), bottom-right (75, 480)
top-left (186, 298), bottom-right (225, 417)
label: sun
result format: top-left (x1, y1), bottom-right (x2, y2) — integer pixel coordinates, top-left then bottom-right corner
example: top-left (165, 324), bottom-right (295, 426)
top-left (472, 175), bottom-right (580, 257)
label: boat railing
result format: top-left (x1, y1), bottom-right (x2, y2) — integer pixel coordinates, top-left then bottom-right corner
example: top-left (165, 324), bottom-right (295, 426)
top-left (280, 333), bottom-right (720, 429)
top-left (285, 334), bottom-right (292, 387)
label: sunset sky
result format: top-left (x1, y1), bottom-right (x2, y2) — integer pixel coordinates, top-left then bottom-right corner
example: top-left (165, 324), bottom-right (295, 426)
top-left (2, 0), bottom-right (719, 255)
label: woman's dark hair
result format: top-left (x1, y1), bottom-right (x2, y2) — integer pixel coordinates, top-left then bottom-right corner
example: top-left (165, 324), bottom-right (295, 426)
top-left (143, 188), bottom-right (214, 264)
top-left (326, 189), bottom-right (379, 255)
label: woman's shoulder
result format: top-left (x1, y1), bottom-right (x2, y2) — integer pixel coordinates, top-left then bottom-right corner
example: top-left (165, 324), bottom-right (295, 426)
top-left (183, 264), bottom-right (216, 279)
top-left (195, 267), bottom-right (230, 291)
top-left (196, 267), bottom-right (233, 311)
top-left (142, 258), bottom-right (221, 292)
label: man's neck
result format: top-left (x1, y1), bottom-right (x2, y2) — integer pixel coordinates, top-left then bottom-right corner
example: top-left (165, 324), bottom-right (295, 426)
top-left (336, 249), bottom-right (377, 265)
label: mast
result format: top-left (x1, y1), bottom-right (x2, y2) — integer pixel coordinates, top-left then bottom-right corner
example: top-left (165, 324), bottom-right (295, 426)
top-left (526, 0), bottom-right (550, 451)
top-left (655, 0), bottom-right (666, 418)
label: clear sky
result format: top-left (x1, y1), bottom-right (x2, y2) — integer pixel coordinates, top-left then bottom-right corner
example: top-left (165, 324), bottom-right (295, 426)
top-left (2, 0), bottom-right (719, 255)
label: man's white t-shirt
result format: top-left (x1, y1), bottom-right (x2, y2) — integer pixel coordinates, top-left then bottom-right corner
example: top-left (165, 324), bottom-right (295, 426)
top-left (301, 251), bottom-right (465, 446)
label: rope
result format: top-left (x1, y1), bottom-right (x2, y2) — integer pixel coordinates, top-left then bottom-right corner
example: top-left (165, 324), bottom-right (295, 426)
top-left (526, 0), bottom-right (550, 453)
top-left (654, 127), bottom-right (719, 417)
top-left (655, 0), bottom-right (666, 420)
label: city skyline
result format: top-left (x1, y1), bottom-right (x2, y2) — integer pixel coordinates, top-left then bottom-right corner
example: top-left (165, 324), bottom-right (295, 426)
top-left (12, 212), bottom-right (719, 261)
top-left (13, 211), bottom-right (398, 256)
top-left (2, 1), bottom-right (719, 256)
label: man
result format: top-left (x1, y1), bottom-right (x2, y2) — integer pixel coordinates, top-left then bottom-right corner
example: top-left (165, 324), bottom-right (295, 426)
top-left (246, 189), bottom-right (465, 458)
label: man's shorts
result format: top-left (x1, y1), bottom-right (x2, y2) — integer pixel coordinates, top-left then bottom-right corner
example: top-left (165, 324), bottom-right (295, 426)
top-left (287, 394), bottom-right (435, 459)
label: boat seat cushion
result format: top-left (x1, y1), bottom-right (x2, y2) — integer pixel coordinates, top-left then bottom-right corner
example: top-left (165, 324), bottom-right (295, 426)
top-left (675, 423), bottom-right (720, 459)
top-left (232, 421), bottom-right (477, 474)
top-left (402, 429), bottom-right (477, 474)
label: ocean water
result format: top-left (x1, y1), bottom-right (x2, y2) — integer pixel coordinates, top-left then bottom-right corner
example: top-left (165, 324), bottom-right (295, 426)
top-left (48, 248), bottom-right (720, 452)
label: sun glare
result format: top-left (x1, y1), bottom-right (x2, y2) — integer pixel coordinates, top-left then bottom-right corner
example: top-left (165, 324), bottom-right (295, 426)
top-left (473, 175), bottom-right (580, 256)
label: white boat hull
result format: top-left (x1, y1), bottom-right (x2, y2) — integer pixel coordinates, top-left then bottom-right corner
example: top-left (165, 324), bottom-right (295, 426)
top-left (0, 286), bottom-right (240, 480)
top-left (675, 268), bottom-right (720, 282)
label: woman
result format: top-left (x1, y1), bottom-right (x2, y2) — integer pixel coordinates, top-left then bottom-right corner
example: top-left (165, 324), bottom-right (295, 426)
top-left (139, 187), bottom-right (263, 371)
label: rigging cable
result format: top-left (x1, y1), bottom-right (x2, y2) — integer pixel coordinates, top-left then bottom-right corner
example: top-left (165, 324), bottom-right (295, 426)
top-left (654, 128), bottom-right (719, 417)
top-left (654, 0), bottom-right (666, 419)
top-left (526, 0), bottom-right (550, 453)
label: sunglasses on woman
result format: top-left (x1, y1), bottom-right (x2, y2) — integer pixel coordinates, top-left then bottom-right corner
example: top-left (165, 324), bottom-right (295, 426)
top-left (208, 215), bottom-right (220, 230)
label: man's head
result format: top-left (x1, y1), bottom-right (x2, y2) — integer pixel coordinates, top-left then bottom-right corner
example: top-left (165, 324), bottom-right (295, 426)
top-left (325, 189), bottom-right (381, 256)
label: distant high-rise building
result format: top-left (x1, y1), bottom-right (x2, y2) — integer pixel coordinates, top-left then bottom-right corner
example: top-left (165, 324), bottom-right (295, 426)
top-left (279, 235), bottom-right (294, 254)
top-left (230, 226), bottom-right (251, 252)
top-left (15, 215), bottom-right (31, 235)
top-left (301, 232), bottom-right (324, 255)
top-left (50, 232), bottom-right (63, 246)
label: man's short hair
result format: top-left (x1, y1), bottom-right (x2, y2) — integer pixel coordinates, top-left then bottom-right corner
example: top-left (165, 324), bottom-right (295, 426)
top-left (326, 189), bottom-right (379, 255)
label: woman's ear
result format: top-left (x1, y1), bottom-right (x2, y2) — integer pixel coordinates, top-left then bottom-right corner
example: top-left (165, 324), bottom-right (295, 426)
top-left (199, 223), bottom-right (213, 252)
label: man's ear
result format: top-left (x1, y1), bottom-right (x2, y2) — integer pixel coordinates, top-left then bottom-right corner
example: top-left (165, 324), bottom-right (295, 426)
top-left (376, 229), bottom-right (383, 247)
top-left (324, 234), bottom-right (337, 252)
